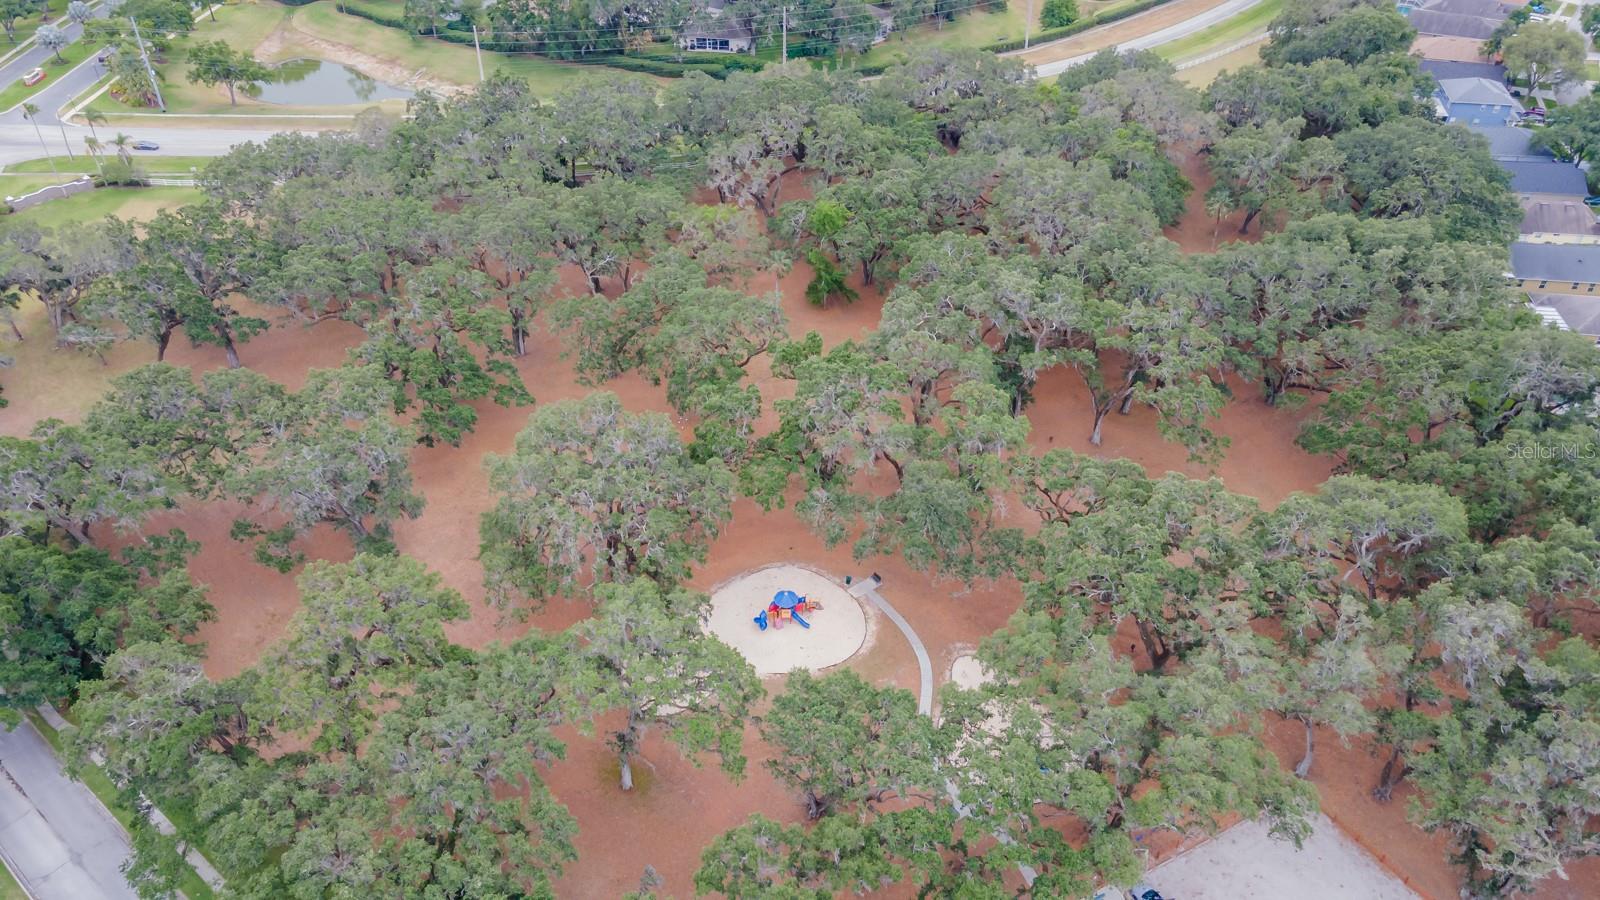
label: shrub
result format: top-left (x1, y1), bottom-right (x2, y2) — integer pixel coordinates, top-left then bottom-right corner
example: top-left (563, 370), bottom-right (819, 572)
top-left (1041, 0), bottom-right (1078, 29)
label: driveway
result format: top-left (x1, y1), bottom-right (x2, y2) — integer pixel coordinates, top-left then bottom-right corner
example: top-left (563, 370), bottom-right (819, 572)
top-left (0, 721), bottom-right (138, 899)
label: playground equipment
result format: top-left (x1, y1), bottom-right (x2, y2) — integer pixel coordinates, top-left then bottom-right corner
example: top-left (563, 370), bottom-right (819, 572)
top-left (754, 589), bottom-right (822, 631)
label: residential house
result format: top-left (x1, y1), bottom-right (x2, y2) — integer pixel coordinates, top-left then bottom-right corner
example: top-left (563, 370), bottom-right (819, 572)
top-left (1501, 158), bottom-right (1590, 199)
top-left (868, 4), bottom-right (895, 43)
top-left (1510, 242), bottom-right (1600, 294)
top-left (679, 7), bottom-right (754, 53)
top-left (1528, 292), bottom-right (1600, 338)
top-left (1407, 0), bottom-right (1513, 61)
top-left (1520, 198), bottom-right (1600, 244)
top-left (1418, 58), bottom-right (1507, 83)
top-left (1467, 124), bottom-right (1547, 161)
top-left (1434, 77), bottom-right (1521, 125)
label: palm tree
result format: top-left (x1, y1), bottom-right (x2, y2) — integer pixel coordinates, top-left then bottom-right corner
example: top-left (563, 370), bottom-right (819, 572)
top-left (110, 132), bottom-right (132, 166)
top-left (82, 108), bottom-right (107, 142)
top-left (22, 104), bottom-right (56, 176)
top-left (84, 136), bottom-right (103, 174)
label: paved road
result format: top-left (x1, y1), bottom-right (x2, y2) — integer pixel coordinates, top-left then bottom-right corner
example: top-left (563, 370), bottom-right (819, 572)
top-left (0, 4), bottom-right (106, 116)
top-left (0, 721), bottom-right (138, 900)
top-left (0, 123), bottom-right (292, 164)
top-left (1016, 0), bottom-right (1266, 77)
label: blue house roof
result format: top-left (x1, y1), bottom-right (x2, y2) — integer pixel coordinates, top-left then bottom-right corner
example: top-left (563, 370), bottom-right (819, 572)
top-left (1502, 160), bottom-right (1589, 196)
top-left (1512, 242), bottom-right (1600, 284)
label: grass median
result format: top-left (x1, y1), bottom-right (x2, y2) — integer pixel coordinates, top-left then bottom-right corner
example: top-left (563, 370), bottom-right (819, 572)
top-left (1156, 0), bottom-right (1280, 61)
top-left (0, 39), bottom-right (105, 114)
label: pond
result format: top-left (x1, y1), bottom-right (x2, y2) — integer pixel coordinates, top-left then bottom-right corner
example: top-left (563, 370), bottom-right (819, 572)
top-left (249, 59), bottom-right (414, 105)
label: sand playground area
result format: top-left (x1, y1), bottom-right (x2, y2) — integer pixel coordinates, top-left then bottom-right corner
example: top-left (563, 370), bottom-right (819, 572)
top-left (707, 564), bottom-right (868, 676)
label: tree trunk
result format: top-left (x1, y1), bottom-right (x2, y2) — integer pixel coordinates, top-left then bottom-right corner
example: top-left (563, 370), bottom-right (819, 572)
top-left (1372, 746), bottom-right (1409, 802)
top-left (1118, 387), bottom-right (1135, 415)
top-left (155, 327), bottom-right (173, 362)
top-left (1294, 716), bottom-right (1315, 779)
top-left (227, 82), bottom-right (236, 106)
top-left (619, 752), bottom-right (634, 791)
top-left (1089, 401), bottom-right (1113, 446)
top-left (1239, 206), bottom-right (1260, 234)
top-left (512, 317), bottom-right (527, 357)
top-left (589, 273), bottom-right (602, 294)
top-left (7, 318), bottom-right (21, 341)
top-left (218, 325), bottom-right (241, 368)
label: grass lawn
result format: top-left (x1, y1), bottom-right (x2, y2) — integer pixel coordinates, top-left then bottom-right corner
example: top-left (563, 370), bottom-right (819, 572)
top-left (0, 0), bottom-right (66, 58)
top-left (291, 2), bottom-right (594, 94)
top-left (1176, 38), bottom-right (1262, 86)
top-left (1586, 60), bottom-right (1600, 81)
top-left (1157, 0), bottom-right (1281, 60)
top-left (24, 711), bottom-right (216, 900)
top-left (0, 39), bottom-right (105, 114)
top-left (859, 7), bottom-right (1031, 67)
top-left (7, 154), bottom-right (217, 174)
top-left (7, 185), bottom-right (199, 227)
top-left (0, 861), bottom-right (23, 900)
top-left (0, 172), bottom-right (88, 198)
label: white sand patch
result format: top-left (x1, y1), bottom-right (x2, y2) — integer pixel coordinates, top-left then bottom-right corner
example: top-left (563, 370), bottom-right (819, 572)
top-left (949, 654), bottom-right (993, 689)
top-left (1144, 813), bottom-right (1417, 899)
top-left (707, 564), bottom-right (867, 676)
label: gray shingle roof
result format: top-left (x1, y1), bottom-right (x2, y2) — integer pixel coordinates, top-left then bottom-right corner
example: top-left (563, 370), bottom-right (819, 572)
top-left (1512, 242), bottom-right (1600, 283)
top-left (1419, 59), bottom-right (1506, 83)
top-left (1466, 124), bottom-right (1547, 159)
top-left (1417, 0), bottom-right (1514, 18)
top-left (1529, 293), bottom-right (1600, 335)
top-left (1437, 76), bottom-right (1518, 106)
top-left (1407, 9), bottom-right (1501, 39)
top-left (1502, 160), bottom-right (1590, 196)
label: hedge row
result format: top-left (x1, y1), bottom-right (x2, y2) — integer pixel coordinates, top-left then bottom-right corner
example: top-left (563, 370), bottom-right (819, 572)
top-left (330, 4), bottom-right (759, 77)
top-left (983, 0), bottom-right (1181, 53)
top-left (334, 2), bottom-right (407, 30)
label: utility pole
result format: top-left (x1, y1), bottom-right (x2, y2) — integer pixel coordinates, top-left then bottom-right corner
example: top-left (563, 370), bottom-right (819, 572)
top-left (471, 23), bottom-right (485, 82)
top-left (56, 118), bottom-right (74, 158)
top-left (129, 17), bottom-right (165, 112)
top-left (781, 5), bottom-right (788, 65)
top-left (22, 104), bottom-right (56, 176)
top-left (1024, 0), bottom-right (1035, 49)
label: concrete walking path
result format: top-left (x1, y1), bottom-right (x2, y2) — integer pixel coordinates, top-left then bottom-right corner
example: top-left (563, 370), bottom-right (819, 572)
top-left (848, 575), bottom-right (932, 715)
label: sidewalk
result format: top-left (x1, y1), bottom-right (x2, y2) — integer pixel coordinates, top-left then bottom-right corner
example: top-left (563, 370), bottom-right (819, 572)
top-left (0, 721), bottom-right (138, 899)
top-left (1008, 0), bottom-right (1266, 77)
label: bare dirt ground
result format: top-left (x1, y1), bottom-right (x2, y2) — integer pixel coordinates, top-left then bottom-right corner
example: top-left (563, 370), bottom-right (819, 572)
top-left (1014, 0), bottom-right (1237, 67)
top-left (9, 152), bottom-right (1593, 899)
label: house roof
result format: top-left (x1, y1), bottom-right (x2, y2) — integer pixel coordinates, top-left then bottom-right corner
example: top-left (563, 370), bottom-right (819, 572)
top-left (1407, 9), bottom-right (1501, 39)
top-left (1419, 59), bottom-right (1506, 83)
top-left (867, 3), bottom-right (894, 22)
top-left (1529, 293), bottom-right (1600, 335)
top-left (682, 15), bottom-right (752, 42)
top-left (1511, 242), bottom-right (1600, 283)
top-left (1437, 76), bottom-right (1518, 106)
top-left (1520, 198), bottom-right (1600, 236)
top-left (1412, 34), bottom-right (1493, 62)
top-left (1502, 159), bottom-right (1590, 196)
top-left (1467, 124), bottom-right (1549, 159)
top-left (1416, 0), bottom-right (1515, 19)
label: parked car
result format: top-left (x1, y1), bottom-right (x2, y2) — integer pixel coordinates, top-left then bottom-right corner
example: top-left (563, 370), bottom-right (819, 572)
top-left (1128, 884), bottom-right (1168, 900)
top-left (22, 68), bottom-right (45, 87)
top-left (131, 140), bottom-right (160, 151)
top-left (1584, 196), bottom-right (1600, 208)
